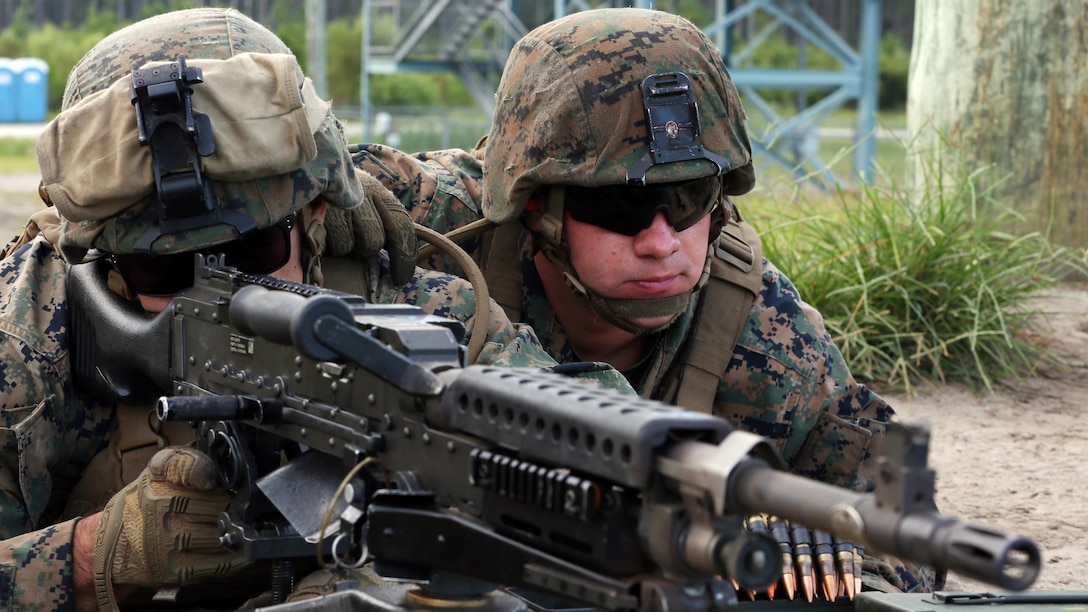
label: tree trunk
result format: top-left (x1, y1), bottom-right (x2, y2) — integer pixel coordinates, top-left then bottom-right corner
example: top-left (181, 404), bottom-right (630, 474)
top-left (908, 0), bottom-right (1088, 250)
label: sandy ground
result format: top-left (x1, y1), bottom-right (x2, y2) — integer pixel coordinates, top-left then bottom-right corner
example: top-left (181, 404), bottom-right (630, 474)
top-left (887, 287), bottom-right (1088, 593)
top-left (1, 171), bottom-right (1086, 594)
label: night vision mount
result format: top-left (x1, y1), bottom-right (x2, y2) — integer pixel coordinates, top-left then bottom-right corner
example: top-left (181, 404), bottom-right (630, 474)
top-left (130, 54), bottom-right (256, 253)
top-left (626, 72), bottom-right (732, 185)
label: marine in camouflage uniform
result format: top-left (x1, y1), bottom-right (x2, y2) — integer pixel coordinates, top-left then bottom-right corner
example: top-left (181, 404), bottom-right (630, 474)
top-left (354, 8), bottom-right (940, 594)
top-left (0, 9), bottom-right (628, 611)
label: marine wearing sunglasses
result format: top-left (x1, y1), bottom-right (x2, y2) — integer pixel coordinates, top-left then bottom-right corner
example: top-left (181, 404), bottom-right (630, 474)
top-left (521, 175), bottom-right (722, 361)
top-left (108, 213), bottom-right (300, 301)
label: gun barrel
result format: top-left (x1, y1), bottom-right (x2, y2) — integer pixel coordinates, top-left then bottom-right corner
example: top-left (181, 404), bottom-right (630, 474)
top-left (727, 459), bottom-right (1041, 592)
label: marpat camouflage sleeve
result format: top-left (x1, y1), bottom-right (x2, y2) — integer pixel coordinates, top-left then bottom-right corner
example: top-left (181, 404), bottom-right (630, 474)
top-left (710, 260), bottom-right (893, 489)
top-left (0, 239), bottom-right (116, 609)
top-left (351, 144), bottom-right (488, 278)
top-left (0, 519), bottom-right (78, 611)
top-left (714, 261), bottom-right (941, 592)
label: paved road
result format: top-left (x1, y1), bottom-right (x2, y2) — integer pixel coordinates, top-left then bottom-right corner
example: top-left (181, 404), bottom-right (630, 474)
top-left (0, 123), bottom-right (47, 139)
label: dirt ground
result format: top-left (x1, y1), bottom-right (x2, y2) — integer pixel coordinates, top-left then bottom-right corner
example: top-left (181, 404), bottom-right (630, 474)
top-left (886, 287), bottom-right (1088, 593)
top-left (2, 171), bottom-right (1086, 594)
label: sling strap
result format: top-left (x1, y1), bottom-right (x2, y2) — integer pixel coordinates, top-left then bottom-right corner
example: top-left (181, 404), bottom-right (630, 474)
top-left (478, 220), bottom-right (527, 323)
top-left (670, 219), bottom-right (763, 412)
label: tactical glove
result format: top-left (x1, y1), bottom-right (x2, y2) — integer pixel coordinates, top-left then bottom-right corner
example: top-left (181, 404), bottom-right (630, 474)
top-left (323, 169), bottom-right (418, 285)
top-left (92, 446), bottom-right (247, 611)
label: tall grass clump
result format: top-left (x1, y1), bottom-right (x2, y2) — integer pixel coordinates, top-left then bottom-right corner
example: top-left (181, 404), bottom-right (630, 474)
top-left (753, 157), bottom-right (1081, 394)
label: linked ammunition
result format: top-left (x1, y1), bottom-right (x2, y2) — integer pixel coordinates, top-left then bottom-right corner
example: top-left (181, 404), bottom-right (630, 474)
top-left (790, 521), bottom-right (817, 602)
top-left (833, 534), bottom-right (857, 600)
top-left (812, 529), bottom-right (838, 601)
top-left (768, 515), bottom-right (796, 600)
top-left (854, 544), bottom-right (865, 597)
top-left (745, 514), bottom-right (773, 600)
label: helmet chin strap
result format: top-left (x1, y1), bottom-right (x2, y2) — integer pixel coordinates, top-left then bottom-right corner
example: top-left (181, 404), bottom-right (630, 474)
top-left (537, 186), bottom-right (710, 336)
top-left (300, 202), bottom-right (327, 285)
top-left (539, 240), bottom-right (692, 335)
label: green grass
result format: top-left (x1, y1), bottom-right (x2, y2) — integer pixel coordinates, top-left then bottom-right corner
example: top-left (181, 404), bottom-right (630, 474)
top-left (0, 139), bottom-right (40, 173)
top-left (744, 152), bottom-right (1084, 393)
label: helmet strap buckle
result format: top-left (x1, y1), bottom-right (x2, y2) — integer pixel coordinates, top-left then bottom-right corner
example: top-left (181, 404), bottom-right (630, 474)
top-left (538, 185), bottom-right (567, 246)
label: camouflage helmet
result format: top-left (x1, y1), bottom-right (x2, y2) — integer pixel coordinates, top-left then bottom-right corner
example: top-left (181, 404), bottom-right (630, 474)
top-left (58, 8), bottom-right (289, 110)
top-left (37, 8), bottom-right (364, 263)
top-left (482, 8), bottom-right (755, 225)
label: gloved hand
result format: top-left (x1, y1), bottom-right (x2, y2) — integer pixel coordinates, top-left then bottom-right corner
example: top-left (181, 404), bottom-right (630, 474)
top-left (323, 169), bottom-right (418, 285)
top-left (92, 446), bottom-right (247, 611)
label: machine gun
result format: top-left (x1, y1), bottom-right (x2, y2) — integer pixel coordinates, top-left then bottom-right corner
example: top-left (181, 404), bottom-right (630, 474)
top-left (68, 256), bottom-right (1041, 611)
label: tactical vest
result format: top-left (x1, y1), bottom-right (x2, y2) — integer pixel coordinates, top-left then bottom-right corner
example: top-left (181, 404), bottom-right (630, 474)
top-left (477, 217), bottom-right (764, 414)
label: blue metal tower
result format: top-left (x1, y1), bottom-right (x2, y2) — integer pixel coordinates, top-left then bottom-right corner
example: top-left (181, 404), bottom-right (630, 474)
top-left (360, 0), bottom-right (884, 186)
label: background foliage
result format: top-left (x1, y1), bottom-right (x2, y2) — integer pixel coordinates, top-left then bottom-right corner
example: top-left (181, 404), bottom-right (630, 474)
top-left (0, 1), bottom-right (910, 116)
top-left (746, 152), bottom-right (1085, 392)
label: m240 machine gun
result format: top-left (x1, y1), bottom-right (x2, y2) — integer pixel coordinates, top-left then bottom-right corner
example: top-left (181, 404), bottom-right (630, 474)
top-left (68, 256), bottom-right (1042, 611)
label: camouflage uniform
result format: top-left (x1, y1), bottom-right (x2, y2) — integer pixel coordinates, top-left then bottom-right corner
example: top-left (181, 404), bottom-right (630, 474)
top-left (351, 7), bottom-right (938, 593)
top-left (0, 8), bottom-right (630, 610)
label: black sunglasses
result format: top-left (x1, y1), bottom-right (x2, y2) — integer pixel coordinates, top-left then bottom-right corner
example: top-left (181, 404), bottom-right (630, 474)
top-left (563, 176), bottom-right (720, 236)
top-left (110, 215), bottom-right (295, 296)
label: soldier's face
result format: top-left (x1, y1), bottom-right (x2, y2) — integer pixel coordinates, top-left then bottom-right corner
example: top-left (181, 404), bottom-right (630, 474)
top-left (134, 199), bottom-right (326, 313)
top-left (135, 220), bottom-right (307, 314)
top-left (564, 209), bottom-right (710, 329)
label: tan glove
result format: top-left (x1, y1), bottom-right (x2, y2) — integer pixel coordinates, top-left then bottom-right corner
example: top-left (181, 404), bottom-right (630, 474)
top-left (92, 446), bottom-right (248, 611)
top-left (324, 169), bottom-right (418, 285)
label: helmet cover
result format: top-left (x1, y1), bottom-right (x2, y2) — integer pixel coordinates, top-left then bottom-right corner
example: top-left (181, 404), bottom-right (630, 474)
top-left (482, 7), bottom-right (755, 225)
top-left (39, 8), bottom-right (365, 262)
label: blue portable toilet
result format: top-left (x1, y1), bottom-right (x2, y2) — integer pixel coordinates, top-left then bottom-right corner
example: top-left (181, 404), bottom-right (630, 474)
top-left (13, 58), bottom-right (48, 122)
top-left (0, 59), bottom-right (15, 123)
